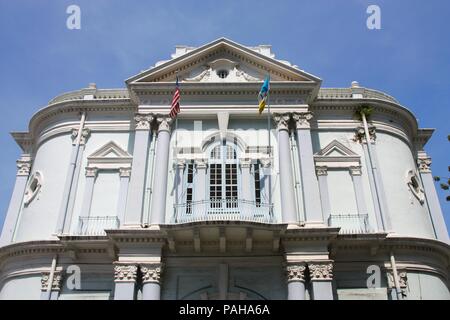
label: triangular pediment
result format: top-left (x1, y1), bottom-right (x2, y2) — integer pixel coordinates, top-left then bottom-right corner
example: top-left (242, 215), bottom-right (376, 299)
top-left (315, 140), bottom-right (358, 157)
top-left (126, 38), bottom-right (321, 84)
top-left (88, 141), bottom-right (132, 163)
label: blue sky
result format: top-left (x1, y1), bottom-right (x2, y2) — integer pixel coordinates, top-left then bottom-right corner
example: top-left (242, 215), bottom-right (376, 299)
top-left (0, 0), bottom-right (449, 231)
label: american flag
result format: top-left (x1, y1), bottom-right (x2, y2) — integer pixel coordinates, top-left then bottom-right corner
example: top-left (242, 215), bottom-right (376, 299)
top-left (169, 77), bottom-right (180, 119)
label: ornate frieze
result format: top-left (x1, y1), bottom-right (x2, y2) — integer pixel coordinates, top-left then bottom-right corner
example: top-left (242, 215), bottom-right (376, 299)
top-left (140, 264), bottom-right (163, 284)
top-left (285, 264), bottom-right (306, 282)
top-left (354, 126), bottom-right (376, 144)
top-left (114, 264), bottom-right (138, 283)
top-left (315, 166), bottom-right (328, 176)
top-left (71, 128), bottom-right (91, 145)
top-left (134, 113), bottom-right (154, 130)
top-left (41, 271), bottom-right (63, 291)
top-left (156, 115), bottom-right (173, 133)
top-left (292, 112), bottom-right (313, 130)
top-left (417, 156), bottom-right (432, 174)
top-left (349, 166), bottom-right (362, 176)
top-left (273, 113), bottom-right (291, 131)
top-left (308, 262), bottom-right (334, 281)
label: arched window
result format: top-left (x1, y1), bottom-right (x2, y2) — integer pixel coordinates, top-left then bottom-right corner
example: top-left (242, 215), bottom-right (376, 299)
top-left (209, 141), bottom-right (239, 209)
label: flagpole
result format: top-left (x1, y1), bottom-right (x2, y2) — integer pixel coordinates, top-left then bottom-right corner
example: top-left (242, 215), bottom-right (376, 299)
top-left (266, 75), bottom-right (272, 215)
top-left (174, 72), bottom-right (180, 221)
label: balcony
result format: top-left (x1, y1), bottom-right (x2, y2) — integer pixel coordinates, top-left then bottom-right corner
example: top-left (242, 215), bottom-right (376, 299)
top-left (77, 216), bottom-right (120, 236)
top-left (328, 214), bottom-right (371, 234)
top-left (172, 199), bottom-right (274, 224)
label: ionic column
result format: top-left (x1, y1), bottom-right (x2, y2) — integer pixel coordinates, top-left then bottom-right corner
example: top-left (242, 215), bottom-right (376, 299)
top-left (274, 113), bottom-right (298, 224)
top-left (175, 160), bottom-right (186, 206)
top-left (286, 263), bottom-right (307, 300)
top-left (0, 155), bottom-right (31, 246)
top-left (113, 264), bottom-right (138, 300)
top-left (123, 113), bottom-right (153, 227)
top-left (349, 166), bottom-right (369, 216)
top-left (40, 271), bottom-right (62, 300)
top-left (316, 166), bottom-right (331, 224)
top-left (193, 159), bottom-right (207, 219)
top-left (308, 262), bottom-right (334, 300)
top-left (418, 154), bottom-right (449, 243)
top-left (293, 112), bottom-right (324, 225)
top-left (141, 263), bottom-right (163, 300)
top-left (150, 116), bottom-right (173, 225)
top-left (117, 167), bottom-right (131, 225)
top-left (80, 167), bottom-right (98, 219)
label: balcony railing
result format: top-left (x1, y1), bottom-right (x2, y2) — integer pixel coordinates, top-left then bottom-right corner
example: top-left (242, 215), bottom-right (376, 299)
top-left (328, 214), bottom-right (371, 234)
top-left (172, 199), bottom-right (274, 224)
top-left (77, 216), bottom-right (120, 236)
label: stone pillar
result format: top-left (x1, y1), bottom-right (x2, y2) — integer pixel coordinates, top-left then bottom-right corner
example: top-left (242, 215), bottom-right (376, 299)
top-left (349, 166), bottom-right (370, 232)
top-left (117, 168), bottom-right (131, 225)
top-left (40, 271), bottom-right (62, 300)
top-left (240, 159), bottom-right (253, 219)
top-left (123, 113), bottom-right (153, 227)
top-left (309, 262), bottom-right (334, 300)
top-left (150, 116), bottom-right (173, 225)
top-left (274, 113), bottom-right (298, 224)
top-left (80, 167), bottom-right (97, 218)
top-left (141, 263), bottom-right (162, 300)
top-left (316, 166), bottom-right (331, 224)
top-left (260, 159), bottom-right (272, 205)
top-left (418, 155), bottom-right (449, 243)
top-left (175, 160), bottom-right (186, 206)
top-left (293, 112), bottom-right (324, 225)
top-left (286, 263), bottom-right (307, 300)
top-left (0, 155), bottom-right (32, 246)
top-left (113, 264), bottom-right (138, 300)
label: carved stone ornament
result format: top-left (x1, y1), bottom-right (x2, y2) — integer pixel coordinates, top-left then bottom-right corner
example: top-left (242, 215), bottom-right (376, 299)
top-left (71, 128), bottom-right (91, 145)
top-left (316, 166), bottom-right (328, 176)
top-left (156, 116), bottom-right (173, 133)
top-left (308, 262), bottom-right (334, 280)
top-left (349, 166), bottom-right (362, 176)
top-left (140, 264), bottom-right (162, 283)
top-left (353, 126), bottom-right (376, 144)
top-left (41, 272), bottom-right (63, 291)
top-left (114, 265), bottom-right (138, 282)
top-left (260, 158), bottom-right (271, 168)
top-left (292, 112), bottom-right (313, 130)
top-left (417, 157), bottom-right (432, 173)
top-left (273, 113), bottom-right (291, 131)
top-left (119, 167), bottom-right (132, 177)
top-left (16, 159), bottom-right (31, 176)
top-left (23, 171), bottom-right (43, 206)
top-left (286, 264), bottom-right (306, 282)
top-left (85, 167), bottom-right (98, 178)
top-left (195, 158), bottom-right (208, 169)
top-left (387, 270), bottom-right (408, 290)
top-left (134, 113), bottom-right (154, 130)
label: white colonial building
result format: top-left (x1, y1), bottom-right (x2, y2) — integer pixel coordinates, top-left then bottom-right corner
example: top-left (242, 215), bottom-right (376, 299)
top-left (0, 38), bottom-right (449, 300)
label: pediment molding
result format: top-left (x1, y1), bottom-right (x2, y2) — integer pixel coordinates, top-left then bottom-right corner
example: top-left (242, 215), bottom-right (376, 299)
top-left (314, 140), bottom-right (360, 168)
top-left (87, 141), bottom-right (132, 169)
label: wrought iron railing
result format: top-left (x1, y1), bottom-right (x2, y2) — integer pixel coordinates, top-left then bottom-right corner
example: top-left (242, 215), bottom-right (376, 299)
top-left (77, 216), bottom-right (120, 236)
top-left (172, 199), bottom-right (274, 224)
top-left (328, 214), bottom-right (371, 234)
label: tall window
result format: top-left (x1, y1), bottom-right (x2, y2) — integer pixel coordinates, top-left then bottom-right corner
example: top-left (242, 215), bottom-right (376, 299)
top-left (253, 162), bottom-right (262, 207)
top-left (209, 142), bottom-right (239, 208)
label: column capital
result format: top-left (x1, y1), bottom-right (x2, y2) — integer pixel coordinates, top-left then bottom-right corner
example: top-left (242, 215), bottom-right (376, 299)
top-left (114, 264), bottom-right (138, 283)
top-left (260, 158), bottom-right (271, 168)
top-left (71, 128), bottom-right (91, 145)
top-left (387, 269), bottom-right (408, 289)
top-left (292, 112), bottom-right (313, 130)
top-left (16, 158), bottom-right (32, 176)
top-left (119, 167), bottom-right (132, 178)
top-left (140, 263), bottom-right (163, 284)
top-left (354, 126), bottom-right (376, 144)
top-left (41, 271), bottom-right (63, 292)
top-left (156, 115), bottom-right (173, 133)
top-left (85, 167), bottom-right (98, 178)
top-left (349, 165), bottom-right (362, 176)
top-left (239, 159), bottom-right (252, 169)
top-left (195, 158), bottom-right (208, 169)
top-left (134, 113), bottom-right (154, 130)
top-left (273, 113), bottom-right (291, 131)
top-left (175, 159), bottom-right (186, 169)
top-left (285, 263), bottom-right (307, 283)
top-left (316, 166), bottom-right (328, 176)
top-left (417, 156), bottom-right (432, 173)
top-left (308, 262), bottom-right (334, 281)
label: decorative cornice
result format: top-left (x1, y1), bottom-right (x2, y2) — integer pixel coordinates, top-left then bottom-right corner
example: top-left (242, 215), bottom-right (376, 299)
top-left (292, 112), bottom-right (313, 130)
top-left (308, 262), bottom-right (334, 281)
top-left (41, 271), bottom-right (63, 291)
top-left (273, 113), bottom-right (291, 131)
top-left (417, 156), bottom-right (432, 174)
top-left (156, 115), bottom-right (173, 133)
top-left (140, 263), bottom-right (163, 283)
top-left (114, 264), bottom-right (138, 283)
top-left (285, 264), bottom-right (306, 282)
top-left (134, 113), bottom-right (154, 130)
